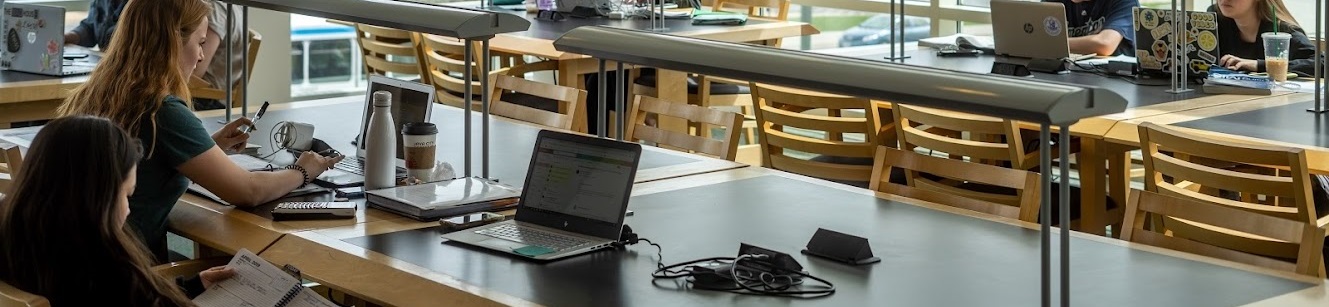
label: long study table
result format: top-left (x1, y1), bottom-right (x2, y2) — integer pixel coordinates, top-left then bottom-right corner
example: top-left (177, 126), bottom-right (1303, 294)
top-left (165, 96), bottom-right (746, 256)
top-left (256, 166), bottom-right (1329, 306)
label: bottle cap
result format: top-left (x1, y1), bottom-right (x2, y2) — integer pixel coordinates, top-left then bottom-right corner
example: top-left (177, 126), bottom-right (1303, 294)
top-left (402, 122), bottom-right (438, 136)
top-left (372, 91), bottom-right (393, 107)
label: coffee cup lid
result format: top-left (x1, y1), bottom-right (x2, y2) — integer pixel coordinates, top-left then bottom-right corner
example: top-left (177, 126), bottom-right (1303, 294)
top-left (402, 122), bottom-right (438, 135)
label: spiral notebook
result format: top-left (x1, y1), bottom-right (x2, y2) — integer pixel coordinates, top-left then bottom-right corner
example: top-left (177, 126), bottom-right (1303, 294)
top-left (193, 249), bottom-right (337, 307)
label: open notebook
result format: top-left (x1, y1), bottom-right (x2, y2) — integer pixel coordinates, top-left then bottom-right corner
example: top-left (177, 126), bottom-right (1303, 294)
top-left (186, 155), bottom-right (329, 205)
top-left (193, 249), bottom-right (336, 307)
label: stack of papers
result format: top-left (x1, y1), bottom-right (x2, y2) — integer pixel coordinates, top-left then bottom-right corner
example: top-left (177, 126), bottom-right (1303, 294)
top-left (1204, 70), bottom-right (1273, 95)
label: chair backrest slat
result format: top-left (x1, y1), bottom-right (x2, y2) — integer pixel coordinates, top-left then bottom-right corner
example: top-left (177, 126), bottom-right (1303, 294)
top-left (490, 75), bottom-right (587, 132)
top-left (355, 24), bottom-right (426, 79)
top-left (751, 83), bottom-right (879, 184)
top-left (628, 95), bottom-right (743, 160)
top-left (870, 146), bottom-right (1041, 222)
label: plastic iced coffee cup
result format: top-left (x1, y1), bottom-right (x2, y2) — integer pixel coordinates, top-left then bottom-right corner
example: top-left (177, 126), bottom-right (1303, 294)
top-left (1262, 32), bottom-right (1291, 83)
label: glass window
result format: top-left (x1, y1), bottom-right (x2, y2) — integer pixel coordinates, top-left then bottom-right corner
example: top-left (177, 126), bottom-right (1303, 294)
top-left (307, 39), bottom-right (354, 83)
top-left (960, 21), bottom-right (993, 35)
top-left (959, 0), bottom-right (990, 8)
top-left (290, 42), bottom-right (304, 83)
top-left (1285, 1), bottom-right (1323, 38)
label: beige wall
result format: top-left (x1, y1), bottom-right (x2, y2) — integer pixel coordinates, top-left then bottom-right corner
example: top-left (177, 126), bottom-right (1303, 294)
top-left (245, 8), bottom-right (292, 106)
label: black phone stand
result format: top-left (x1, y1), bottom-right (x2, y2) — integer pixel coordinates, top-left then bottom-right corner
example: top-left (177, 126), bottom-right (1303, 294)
top-left (801, 228), bottom-right (880, 265)
top-left (991, 61), bottom-right (1033, 77)
top-left (537, 10), bottom-right (565, 21)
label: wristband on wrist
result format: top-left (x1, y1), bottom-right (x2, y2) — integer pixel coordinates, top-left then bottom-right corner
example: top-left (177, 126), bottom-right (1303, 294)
top-left (284, 164), bottom-right (311, 185)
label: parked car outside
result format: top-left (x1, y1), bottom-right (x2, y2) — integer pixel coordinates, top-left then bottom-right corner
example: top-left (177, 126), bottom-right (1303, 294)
top-left (838, 15), bottom-right (931, 47)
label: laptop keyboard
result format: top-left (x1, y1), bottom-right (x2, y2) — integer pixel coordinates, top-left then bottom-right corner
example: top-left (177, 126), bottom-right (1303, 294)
top-left (476, 224), bottom-right (592, 251)
top-left (334, 159), bottom-right (407, 178)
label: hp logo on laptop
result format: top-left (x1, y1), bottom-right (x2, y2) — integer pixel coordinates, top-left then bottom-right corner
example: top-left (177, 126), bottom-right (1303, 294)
top-left (1023, 23), bottom-right (1034, 34)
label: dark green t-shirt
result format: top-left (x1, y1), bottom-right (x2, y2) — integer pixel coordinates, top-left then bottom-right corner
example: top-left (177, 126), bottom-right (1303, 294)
top-left (127, 96), bottom-right (215, 262)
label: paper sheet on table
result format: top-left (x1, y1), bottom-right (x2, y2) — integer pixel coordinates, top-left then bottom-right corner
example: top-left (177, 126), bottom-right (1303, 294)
top-left (1280, 79), bottom-right (1325, 94)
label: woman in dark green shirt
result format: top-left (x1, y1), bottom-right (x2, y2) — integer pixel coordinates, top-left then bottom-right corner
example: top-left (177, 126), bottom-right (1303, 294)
top-left (57, 0), bottom-right (343, 262)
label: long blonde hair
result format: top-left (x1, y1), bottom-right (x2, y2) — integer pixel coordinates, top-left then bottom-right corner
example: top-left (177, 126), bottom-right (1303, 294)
top-left (1258, 0), bottom-right (1300, 30)
top-left (57, 0), bottom-right (211, 150)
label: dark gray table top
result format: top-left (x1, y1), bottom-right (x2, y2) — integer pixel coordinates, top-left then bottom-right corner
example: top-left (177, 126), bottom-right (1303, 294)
top-left (855, 50), bottom-right (1210, 109)
top-left (343, 175), bottom-right (1311, 307)
top-left (199, 100), bottom-right (697, 187)
top-left (1172, 99), bottom-right (1329, 148)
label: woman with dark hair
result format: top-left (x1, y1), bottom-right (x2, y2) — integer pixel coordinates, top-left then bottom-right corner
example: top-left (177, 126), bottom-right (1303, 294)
top-left (58, 0), bottom-right (342, 262)
top-left (0, 115), bottom-right (233, 306)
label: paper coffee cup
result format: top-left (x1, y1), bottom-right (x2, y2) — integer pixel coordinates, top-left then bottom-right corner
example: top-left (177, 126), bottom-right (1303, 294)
top-left (402, 122), bottom-right (438, 181)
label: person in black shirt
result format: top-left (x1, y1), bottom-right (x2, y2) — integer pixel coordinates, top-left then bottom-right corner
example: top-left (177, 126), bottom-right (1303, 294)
top-left (1051, 0), bottom-right (1140, 56)
top-left (1211, 0), bottom-right (1322, 76)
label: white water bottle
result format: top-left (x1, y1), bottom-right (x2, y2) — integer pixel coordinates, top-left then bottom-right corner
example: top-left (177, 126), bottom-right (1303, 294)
top-left (364, 91), bottom-right (397, 190)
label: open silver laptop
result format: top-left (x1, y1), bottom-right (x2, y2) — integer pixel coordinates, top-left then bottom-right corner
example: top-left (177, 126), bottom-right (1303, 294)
top-left (1, 3), bottom-right (94, 76)
top-left (442, 130), bottom-right (642, 261)
top-left (317, 74), bottom-right (435, 187)
top-left (990, 0), bottom-right (1093, 62)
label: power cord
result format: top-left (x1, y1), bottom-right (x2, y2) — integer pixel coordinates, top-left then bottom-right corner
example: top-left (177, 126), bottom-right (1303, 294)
top-left (646, 242), bottom-right (835, 298)
top-left (616, 225), bottom-right (835, 297)
top-left (614, 225), bottom-right (664, 270)
top-left (1066, 59), bottom-right (1178, 87)
top-left (252, 122), bottom-right (292, 162)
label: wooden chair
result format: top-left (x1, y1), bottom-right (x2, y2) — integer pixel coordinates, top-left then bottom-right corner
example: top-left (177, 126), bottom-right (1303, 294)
top-left (489, 74), bottom-right (588, 132)
top-left (871, 146), bottom-right (1042, 222)
top-left (0, 280), bottom-right (48, 307)
top-left (417, 33), bottom-right (488, 109)
top-left (750, 83), bottom-right (880, 186)
top-left (190, 29), bottom-right (262, 108)
top-left (151, 257), bottom-right (231, 283)
top-left (1138, 122), bottom-right (1329, 260)
top-left (0, 142), bottom-right (21, 180)
top-left (418, 34), bottom-right (563, 118)
top-left (627, 95), bottom-right (745, 161)
top-left (893, 103), bottom-right (1037, 170)
top-left (355, 23), bottom-right (428, 81)
top-left (1122, 189), bottom-right (1326, 277)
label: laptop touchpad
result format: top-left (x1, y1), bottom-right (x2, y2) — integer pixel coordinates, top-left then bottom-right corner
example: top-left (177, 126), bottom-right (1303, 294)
top-left (478, 238), bottom-right (536, 253)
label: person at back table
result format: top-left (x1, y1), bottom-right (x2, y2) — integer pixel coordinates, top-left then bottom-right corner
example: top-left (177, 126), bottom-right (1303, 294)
top-left (0, 116), bottom-right (235, 306)
top-left (57, 0), bottom-right (343, 263)
top-left (65, 0), bottom-right (246, 111)
top-left (1211, 0), bottom-right (1322, 76)
top-left (1049, 0), bottom-right (1139, 56)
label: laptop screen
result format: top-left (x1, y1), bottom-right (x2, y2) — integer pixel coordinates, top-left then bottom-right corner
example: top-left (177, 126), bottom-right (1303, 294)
top-left (1132, 8), bottom-right (1219, 75)
top-left (2, 3), bottom-right (66, 74)
top-left (357, 75), bottom-right (435, 160)
top-left (516, 131), bottom-right (641, 239)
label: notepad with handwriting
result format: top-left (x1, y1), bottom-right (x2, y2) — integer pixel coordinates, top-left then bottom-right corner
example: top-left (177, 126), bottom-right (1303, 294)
top-left (193, 249), bottom-right (337, 307)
